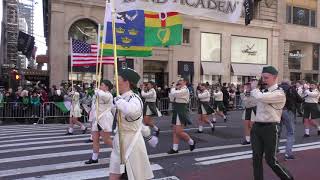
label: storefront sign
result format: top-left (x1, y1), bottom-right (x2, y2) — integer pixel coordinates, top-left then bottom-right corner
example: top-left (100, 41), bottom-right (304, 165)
top-left (289, 50), bottom-right (304, 58)
top-left (231, 36), bottom-right (267, 64)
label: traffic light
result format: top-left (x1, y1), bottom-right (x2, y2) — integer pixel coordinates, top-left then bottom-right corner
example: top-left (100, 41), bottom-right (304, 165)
top-left (10, 69), bottom-right (21, 81)
top-left (15, 74), bottom-right (21, 80)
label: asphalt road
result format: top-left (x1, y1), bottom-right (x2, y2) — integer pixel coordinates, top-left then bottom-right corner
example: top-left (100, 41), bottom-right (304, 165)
top-left (0, 110), bottom-right (319, 180)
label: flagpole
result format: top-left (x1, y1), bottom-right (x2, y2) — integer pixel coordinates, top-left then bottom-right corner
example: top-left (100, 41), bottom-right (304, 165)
top-left (70, 38), bottom-right (74, 91)
top-left (95, 24), bottom-right (101, 88)
top-left (110, 1), bottom-right (125, 168)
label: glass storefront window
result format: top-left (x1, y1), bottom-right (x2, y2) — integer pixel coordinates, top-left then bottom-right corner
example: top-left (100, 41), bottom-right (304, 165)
top-left (201, 33), bottom-right (221, 62)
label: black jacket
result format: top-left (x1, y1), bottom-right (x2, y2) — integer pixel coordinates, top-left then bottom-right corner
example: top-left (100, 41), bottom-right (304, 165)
top-left (279, 83), bottom-right (303, 112)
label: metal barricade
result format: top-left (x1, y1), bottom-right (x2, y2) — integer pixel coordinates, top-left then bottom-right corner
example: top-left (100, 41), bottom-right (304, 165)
top-left (0, 102), bottom-right (42, 121)
top-left (189, 96), bottom-right (199, 111)
top-left (157, 98), bottom-right (172, 112)
top-left (41, 102), bottom-right (88, 124)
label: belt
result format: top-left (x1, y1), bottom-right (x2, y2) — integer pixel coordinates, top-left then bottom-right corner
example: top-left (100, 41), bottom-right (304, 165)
top-left (254, 122), bottom-right (278, 126)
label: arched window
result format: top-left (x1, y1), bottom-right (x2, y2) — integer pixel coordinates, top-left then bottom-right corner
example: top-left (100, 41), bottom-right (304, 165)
top-left (68, 19), bottom-right (98, 44)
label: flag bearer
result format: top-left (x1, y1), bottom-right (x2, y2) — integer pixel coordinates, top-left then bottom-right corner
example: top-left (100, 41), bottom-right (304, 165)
top-left (141, 81), bottom-right (161, 137)
top-left (197, 83), bottom-right (215, 133)
top-left (66, 86), bottom-right (87, 135)
top-left (85, 80), bottom-right (114, 164)
top-left (250, 66), bottom-right (294, 180)
top-left (110, 68), bottom-right (154, 180)
top-left (167, 78), bottom-right (196, 154)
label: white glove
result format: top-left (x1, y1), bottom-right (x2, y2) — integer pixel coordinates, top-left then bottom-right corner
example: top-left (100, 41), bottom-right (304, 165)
top-left (250, 80), bottom-right (258, 89)
top-left (114, 95), bottom-right (123, 103)
top-left (147, 136), bottom-right (158, 148)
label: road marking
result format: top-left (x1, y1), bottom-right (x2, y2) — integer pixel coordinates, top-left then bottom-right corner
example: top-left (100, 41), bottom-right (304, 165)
top-left (0, 133), bottom-right (89, 143)
top-left (153, 176), bottom-right (180, 180)
top-left (17, 164), bottom-right (163, 180)
top-left (0, 148), bottom-right (112, 163)
top-left (160, 126), bottom-right (227, 133)
top-left (0, 142), bottom-right (91, 154)
top-left (0, 137), bottom-right (89, 148)
top-left (195, 141), bottom-right (320, 165)
top-left (0, 158), bottom-right (110, 177)
top-left (0, 132), bottom-right (88, 140)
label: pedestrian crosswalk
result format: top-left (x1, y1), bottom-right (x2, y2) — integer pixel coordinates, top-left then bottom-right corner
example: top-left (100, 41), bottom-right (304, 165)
top-left (0, 124), bottom-right (173, 180)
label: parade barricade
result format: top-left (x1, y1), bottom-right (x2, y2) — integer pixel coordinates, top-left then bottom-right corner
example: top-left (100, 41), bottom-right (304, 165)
top-left (41, 102), bottom-right (88, 124)
top-left (0, 102), bottom-right (42, 121)
top-left (157, 98), bottom-right (172, 112)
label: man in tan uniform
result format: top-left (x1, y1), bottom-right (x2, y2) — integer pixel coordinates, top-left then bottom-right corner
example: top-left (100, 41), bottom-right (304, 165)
top-left (250, 66), bottom-right (294, 180)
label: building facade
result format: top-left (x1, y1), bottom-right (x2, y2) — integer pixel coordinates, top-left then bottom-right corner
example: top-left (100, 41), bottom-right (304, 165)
top-left (48, 0), bottom-right (320, 88)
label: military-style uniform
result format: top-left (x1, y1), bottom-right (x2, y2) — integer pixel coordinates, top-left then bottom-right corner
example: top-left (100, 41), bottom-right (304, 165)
top-left (241, 91), bottom-right (257, 121)
top-left (141, 88), bottom-right (161, 117)
top-left (70, 92), bottom-right (82, 118)
top-left (213, 90), bottom-right (225, 112)
top-left (251, 83), bottom-right (293, 180)
top-left (170, 85), bottom-right (191, 126)
top-left (302, 88), bottom-right (320, 119)
top-left (90, 89), bottom-right (114, 132)
top-left (110, 90), bottom-right (154, 180)
top-left (197, 89), bottom-right (215, 115)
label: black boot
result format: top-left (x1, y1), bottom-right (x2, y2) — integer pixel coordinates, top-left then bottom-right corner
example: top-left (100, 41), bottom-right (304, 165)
top-left (85, 158), bottom-right (98, 164)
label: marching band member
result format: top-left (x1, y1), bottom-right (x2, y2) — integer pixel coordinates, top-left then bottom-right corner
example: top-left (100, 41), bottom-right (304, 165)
top-left (197, 83), bottom-right (215, 133)
top-left (110, 68), bottom-right (154, 180)
top-left (240, 82), bottom-right (256, 145)
top-left (167, 78), bottom-right (195, 154)
top-left (66, 86), bottom-right (87, 135)
top-left (212, 86), bottom-right (227, 123)
top-left (301, 81), bottom-right (320, 137)
top-left (85, 80), bottom-right (114, 164)
top-left (141, 81), bottom-right (161, 137)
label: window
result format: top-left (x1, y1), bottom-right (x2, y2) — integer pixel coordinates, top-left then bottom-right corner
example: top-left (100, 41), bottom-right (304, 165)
top-left (201, 33), bottom-right (221, 62)
top-left (286, 6), bottom-right (316, 27)
top-left (183, 28), bottom-right (190, 44)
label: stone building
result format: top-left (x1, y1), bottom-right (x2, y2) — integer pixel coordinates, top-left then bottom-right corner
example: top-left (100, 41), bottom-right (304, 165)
top-left (48, 0), bottom-right (320, 87)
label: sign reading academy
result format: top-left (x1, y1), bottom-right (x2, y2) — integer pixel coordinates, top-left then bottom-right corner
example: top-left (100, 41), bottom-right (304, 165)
top-left (114, 0), bottom-right (244, 23)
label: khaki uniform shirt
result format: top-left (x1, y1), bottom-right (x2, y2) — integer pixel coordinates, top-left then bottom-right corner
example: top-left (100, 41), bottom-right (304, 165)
top-left (251, 84), bottom-right (285, 123)
top-left (141, 88), bottom-right (157, 102)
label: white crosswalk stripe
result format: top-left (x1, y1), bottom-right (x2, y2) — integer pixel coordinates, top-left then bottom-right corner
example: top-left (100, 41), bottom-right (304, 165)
top-left (0, 124), bottom-right (168, 180)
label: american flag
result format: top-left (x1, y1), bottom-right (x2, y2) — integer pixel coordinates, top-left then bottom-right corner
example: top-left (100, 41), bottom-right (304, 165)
top-left (71, 39), bottom-right (115, 66)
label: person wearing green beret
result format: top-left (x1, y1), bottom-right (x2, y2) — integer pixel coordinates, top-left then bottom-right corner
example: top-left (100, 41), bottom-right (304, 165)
top-left (249, 66), bottom-right (294, 180)
top-left (109, 68), bottom-right (156, 180)
top-left (85, 80), bottom-right (114, 164)
top-left (301, 81), bottom-right (320, 137)
top-left (141, 81), bottom-right (162, 137)
top-left (167, 78), bottom-right (196, 154)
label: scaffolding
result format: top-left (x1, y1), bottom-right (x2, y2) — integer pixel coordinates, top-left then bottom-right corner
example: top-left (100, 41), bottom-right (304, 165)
top-left (6, 0), bottom-right (19, 64)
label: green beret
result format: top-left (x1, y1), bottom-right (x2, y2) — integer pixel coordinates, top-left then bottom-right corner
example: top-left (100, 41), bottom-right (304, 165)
top-left (262, 66), bottom-right (278, 75)
top-left (118, 68), bottom-right (140, 85)
top-left (101, 79), bottom-right (113, 90)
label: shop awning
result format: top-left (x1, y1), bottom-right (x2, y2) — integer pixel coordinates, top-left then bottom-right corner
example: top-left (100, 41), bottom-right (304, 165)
top-left (231, 64), bottom-right (266, 76)
top-left (201, 62), bottom-right (225, 75)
